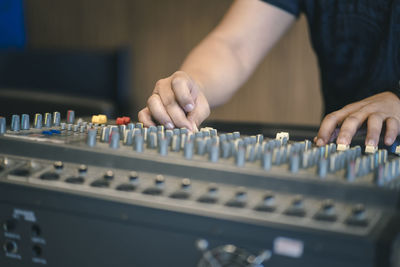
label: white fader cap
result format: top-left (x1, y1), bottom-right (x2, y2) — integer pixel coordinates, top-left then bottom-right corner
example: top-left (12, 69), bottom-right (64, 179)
top-left (395, 146), bottom-right (400, 155)
top-left (365, 145), bottom-right (378, 154)
top-left (337, 144), bottom-right (349, 151)
top-left (276, 132), bottom-right (289, 141)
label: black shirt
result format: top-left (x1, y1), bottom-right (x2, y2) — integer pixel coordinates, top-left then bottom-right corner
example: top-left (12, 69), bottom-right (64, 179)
top-left (261, 0), bottom-right (400, 115)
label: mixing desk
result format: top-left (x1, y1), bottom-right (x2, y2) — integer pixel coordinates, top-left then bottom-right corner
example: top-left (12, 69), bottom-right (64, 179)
top-left (0, 111), bottom-right (399, 267)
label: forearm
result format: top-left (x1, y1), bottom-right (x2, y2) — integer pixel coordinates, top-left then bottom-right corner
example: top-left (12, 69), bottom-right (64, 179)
top-left (180, 33), bottom-right (251, 107)
top-left (180, 0), bottom-right (295, 108)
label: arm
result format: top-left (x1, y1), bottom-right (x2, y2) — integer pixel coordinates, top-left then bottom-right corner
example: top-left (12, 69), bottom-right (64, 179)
top-left (138, 0), bottom-right (295, 130)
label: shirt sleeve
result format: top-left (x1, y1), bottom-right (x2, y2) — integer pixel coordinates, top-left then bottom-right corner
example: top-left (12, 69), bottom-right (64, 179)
top-left (260, 0), bottom-right (301, 17)
top-left (389, 80), bottom-right (400, 99)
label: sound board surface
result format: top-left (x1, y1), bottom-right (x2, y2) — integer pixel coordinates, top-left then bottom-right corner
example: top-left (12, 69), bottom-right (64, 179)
top-left (0, 111), bottom-right (399, 267)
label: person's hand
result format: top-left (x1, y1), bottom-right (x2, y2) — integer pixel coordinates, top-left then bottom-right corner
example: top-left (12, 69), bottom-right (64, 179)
top-left (138, 71), bottom-right (210, 131)
top-left (315, 91), bottom-right (400, 147)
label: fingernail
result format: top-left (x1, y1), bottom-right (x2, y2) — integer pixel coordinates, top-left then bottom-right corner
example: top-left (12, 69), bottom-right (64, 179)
top-left (184, 104), bottom-right (194, 112)
top-left (316, 138), bottom-right (324, 146)
top-left (366, 139), bottom-right (376, 146)
top-left (166, 122), bottom-right (174, 129)
top-left (337, 137), bottom-right (348, 145)
top-left (385, 137), bottom-right (393, 145)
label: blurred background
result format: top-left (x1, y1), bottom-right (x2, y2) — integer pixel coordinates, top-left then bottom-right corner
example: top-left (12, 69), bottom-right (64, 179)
top-left (0, 0), bottom-right (322, 126)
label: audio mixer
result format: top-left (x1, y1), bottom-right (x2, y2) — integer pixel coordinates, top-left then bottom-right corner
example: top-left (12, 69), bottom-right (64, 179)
top-left (0, 111), bottom-right (399, 267)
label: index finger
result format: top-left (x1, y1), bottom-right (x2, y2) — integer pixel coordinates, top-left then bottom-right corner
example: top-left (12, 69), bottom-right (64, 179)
top-left (316, 102), bottom-right (367, 146)
top-left (171, 73), bottom-right (197, 113)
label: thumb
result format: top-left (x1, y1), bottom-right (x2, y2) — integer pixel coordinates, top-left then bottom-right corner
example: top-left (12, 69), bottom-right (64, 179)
top-left (187, 93), bottom-right (210, 132)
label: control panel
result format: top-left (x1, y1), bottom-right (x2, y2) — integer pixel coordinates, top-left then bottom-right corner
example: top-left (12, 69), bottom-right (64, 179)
top-left (0, 111), bottom-right (399, 267)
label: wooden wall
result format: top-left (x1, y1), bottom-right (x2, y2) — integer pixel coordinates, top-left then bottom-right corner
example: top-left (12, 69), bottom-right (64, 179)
top-left (24, 0), bottom-right (322, 125)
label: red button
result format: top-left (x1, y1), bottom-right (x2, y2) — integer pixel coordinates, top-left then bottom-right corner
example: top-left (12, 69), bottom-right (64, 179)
top-left (123, 117), bottom-right (131, 124)
top-left (116, 116), bottom-right (131, 125)
top-left (116, 117), bottom-right (125, 125)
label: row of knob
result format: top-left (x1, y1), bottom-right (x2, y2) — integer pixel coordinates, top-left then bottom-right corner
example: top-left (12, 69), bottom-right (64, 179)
top-left (86, 123), bottom-right (312, 168)
top-left (0, 110), bottom-right (75, 133)
top-left (86, 122), bottom-right (396, 186)
top-left (13, 161), bottom-right (369, 227)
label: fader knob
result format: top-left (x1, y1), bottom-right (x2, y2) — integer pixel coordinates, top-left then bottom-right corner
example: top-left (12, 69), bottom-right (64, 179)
top-left (124, 129), bottom-right (133, 145)
top-left (109, 132), bottom-right (120, 149)
top-left (314, 199), bottom-right (337, 222)
top-left (78, 164), bottom-right (88, 174)
top-left (208, 184), bottom-right (218, 194)
top-left (196, 139), bottom-right (206, 155)
top-left (352, 204), bottom-right (366, 220)
top-left (208, 144), bottom-right (219, 162)
top-left (67, 110), bottom-right (75, 124)
top-left (147, 132), bottom-right (157, 148)
top-left (21, 114), bottom-right (30, 130)
top-left (346, 161), bottom-right (356, 182)
top-left (262, 151), bottom-right (272, 171)
top-left (119, 125), bottom-right (126, 139)
top-left (155, 174), bottom-right (165, 185)
top-left (235, 144), bottom-right (245, 167)
top-left (226, 187), bottom-right (247, 208)
top-left (165, 129), bottom-right (173, 141)
top-left (53, 161), bottom-right (64, 170)
top-left (374, 164), bottom-right (385, 186)
top-left (87, 128), bottom-right (97, 147)
top-left (34, 114), bottom-right (43, 129)
top-left (321, 199), bottom-right (335, 214)
top-left (263, 193), bottom-right (275, 206)
top-left (181, 178), bottom-right (191, 189)
top-left (11, 115), bottom-right (20, 131)
top-left (346, 203), bottom-right (368, 226)
top-left (254, 192), bottom-right (276, 212)
top-left (171, 134), bottom-right (180, 152)
top-left (134, 134), bottom-right (144, 152)
top-left (44, 113), bottom-right (52, 128)
top-left (0, 117), bottom-right (5, 134)
top-left (53, 111), bottom-right (61, 126)
top-left (129, 171), bottom-right (139, 182)
top-left (104, 170), bottom-right (114, 180)
top-left (142, 174), bottom-right (164, 195)
top-left (198, 183), bottom-right (219, 203)
top-left (235, 188), bottom-right (247, 201)
top-left (292, 195), bottom-right (304, 208)
top-left (221, 141), bottom-right (230, 158)
top-left (169, 178), bottom-right (191, 199)
top-left (66, 124), bottom-right (73, 131)
top-left (317, 158), bottom-right (328, 178)
top-left (183, 140), bottom-right (194, 159)
top-left (101, 126), bottom-right (110, 142)
top-left (158, 138), bottom-right (168, 156)
top-left (289, 153), bottom-right (300, 173)
top-left (284, 195), bottom-right (306, 217)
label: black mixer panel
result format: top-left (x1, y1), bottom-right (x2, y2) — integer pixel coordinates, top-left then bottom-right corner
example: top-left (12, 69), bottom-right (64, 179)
top-left (0, 111), bottom-right (399, 267)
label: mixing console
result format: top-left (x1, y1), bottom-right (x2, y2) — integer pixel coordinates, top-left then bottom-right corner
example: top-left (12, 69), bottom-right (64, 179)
top-left (0, 111), bottom-right (399, 267)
